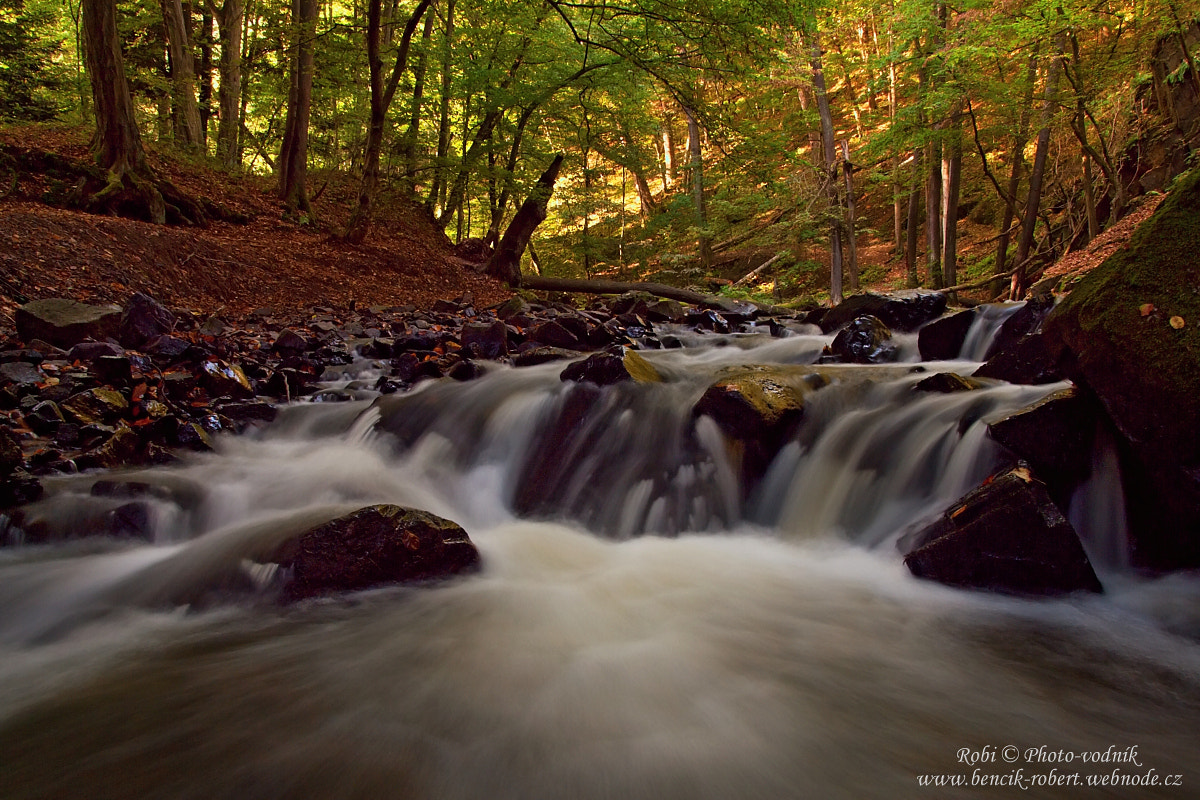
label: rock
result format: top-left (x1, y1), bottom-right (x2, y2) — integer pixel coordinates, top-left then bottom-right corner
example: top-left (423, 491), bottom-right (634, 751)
top-left (272, 329), bottom-right (308, 354)
top-left (902, 465), bottom-right (1103, 596)
top-left (66, 341), bottom-right (124, 362)
top-left (0, 427), bottom-right (23, 476)
top-left (119, 293), bottom-right (176, 349)
top-left (201, 359), bottom-right (254, 399)
top-left (913, 372), bottom-right (981, 394)
top-left (820, 291), bottom-right (947, 333)
top-left (987, 387), bottom-right (1097, 495)
top-left (513, 346), bottom-right (580, 367)
top-left (15, 298), bottom-right (121, 348)
top-left (214, 401), bottom-right (278, 426)
top-left (0, 361), bottom-right (43, 386)
top-left (25, 400), bottom-right (65, 435)
top-left (559, 348), bottom-right (660, 386)
top-left (93, 354), bottom-right (133, 385)
top-left (103, 502), bottom-right (154, 541)
top-left (264, 368), bottom-right (311, 400)
top-left (494, 296), bottom-right (530, 320)
top-left (461, 320), bottom-right (508, 360)
top-left (827, 315), bottom-right (897, 363)
top-left (918, 309), bottom-right (977, 360)
top-left (984, 295), bottom-right (1055, 360)
top-left (686, 309), bottom-right (730, 333)
top-left (0, 348), bottom-right (45, 365)
top-left (532, 320), bottom-right (582, 349)
top-left (972, 332), bottom-right (1061, 385)
top-left (0, 472), bottom-right (42, 508)
top-left (143, 335), bottom-right (191, 362)
top-left (61, 388), bottom-right (130, 426)
top-left (78, 426), bottom-right (142, 469)
top-left (448, 359), bottom-right (481, 381)
top-left (1041, 169), bottom-right (1200, 569)
top-left (276, 505), bottom-right (480, 602)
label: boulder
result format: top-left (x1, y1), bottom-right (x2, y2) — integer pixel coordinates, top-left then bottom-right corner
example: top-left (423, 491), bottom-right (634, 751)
top-left (461, 320), bottom-right (508, 360)
top-left (14, 298), bottom-right (121, 348)
top-left (61, 388), bottom-right (130, 426)
top-left (913, 372), bottom-right (980, 394)
top-left (66, 341), bottom-right (124, 362)
top-left (532, 320), bottom-right (583, 349)
top-left (826, 315), bottom-right (897, 363)
top-left (271, 329), bottom-right (308, 354)
top-left (917, 309), bottom-right (977, 360)
top-left (119, 293), bottom-right (176, 348)
top-left (984, 295), bottom-right (1055, 360)
top-left (986, 387), bottom-right (1097, 495)
top-left (277, 505), bottom-right (480, 602)
top-left (560, 348), bottom-right (662, 386)
top-left (972, 332), bottom-right (1062, 385)
top-left (1042, 168), bottom-right (1200, 569)
top-left (200, 359), bottom-right (254, 399)
top-left (820, 291), bottom-right (947, 333)
top-left (902, 465), bottom-right (1103, 596)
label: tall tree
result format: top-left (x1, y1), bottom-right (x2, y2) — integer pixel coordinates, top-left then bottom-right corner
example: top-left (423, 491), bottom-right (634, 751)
top-left (276, 0), bottom-right (318, 218)
top-left (160, 0), bottom-right (203, 147)
top-left (211, 0), bottom-right (245, 169)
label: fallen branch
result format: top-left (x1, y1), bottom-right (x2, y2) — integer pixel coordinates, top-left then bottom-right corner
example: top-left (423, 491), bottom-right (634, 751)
top-left (517, 274), bottom-right (791, 314)
top-left (734, 253), bottom-right (784, 287)
top-left (931, 264), bottom-right (1022, 295)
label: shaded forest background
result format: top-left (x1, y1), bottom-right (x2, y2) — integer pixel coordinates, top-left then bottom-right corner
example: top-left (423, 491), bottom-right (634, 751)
top-left (1, 0), bottom-right (1198, 307)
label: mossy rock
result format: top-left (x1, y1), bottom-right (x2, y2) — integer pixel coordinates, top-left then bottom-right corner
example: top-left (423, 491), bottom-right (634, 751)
top-left (1043, 169), bottom-right (1200, 568)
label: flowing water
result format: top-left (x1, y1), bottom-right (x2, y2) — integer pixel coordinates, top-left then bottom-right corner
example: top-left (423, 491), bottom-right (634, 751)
top-left (2, 319), bottom-right (1200, 799)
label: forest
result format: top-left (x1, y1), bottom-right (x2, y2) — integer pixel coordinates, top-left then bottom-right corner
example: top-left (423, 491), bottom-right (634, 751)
top-left (1, 0), bottom-right (1198, 305)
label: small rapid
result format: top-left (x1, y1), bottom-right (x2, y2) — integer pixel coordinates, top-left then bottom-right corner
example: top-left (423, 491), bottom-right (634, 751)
top-left (1, 315), bottom-right (1198, 799)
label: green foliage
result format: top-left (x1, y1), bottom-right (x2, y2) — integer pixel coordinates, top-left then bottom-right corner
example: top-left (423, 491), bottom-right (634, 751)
top-left (0, 0), bottom-right (68, 120)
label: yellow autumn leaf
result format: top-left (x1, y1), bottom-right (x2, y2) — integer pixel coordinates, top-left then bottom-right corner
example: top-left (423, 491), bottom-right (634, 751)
top-left (1170, 316), bottom-right (1186, 329)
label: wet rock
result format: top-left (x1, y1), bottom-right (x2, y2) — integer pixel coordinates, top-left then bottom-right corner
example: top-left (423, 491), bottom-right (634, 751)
top-left (143, 335), bottom-right (191, 362)
top-left (0, 472), bottom-right (41, 508)
top-left (560, 348), bottom-right (661, 386)
top-left (687, 309), bottom-right (730, 333)
top-left (61, 387), bottom-right (130, 426)
top-left (902, 465), bottom-right (1103, 596)
top-left (513, 346), bottom-right (580, 367)
top-left (0, 361), bottom-right (43, 386)
top-left (827, 315), bottom-right (898, 364)
top-left (391, 353), bottom-right (443, 385)
top-left (94, 354), bottom-right (133, 385)
top-left (103, 502), bottom-right (153, 541)
top-left (972, 333), bottom-right (1061, 385)
top-left (26, 400), bottom-right (65, 435)
top-left (913, 372), bottom-right (981, 394)
top-left (918, 309), bottom-right (977, 361)
top-left (448, 359), bottom-right (481, 381)
top-left (264, 367), bottom-right (311, 400)
top-left (272, 329), bottom-right (308, 354)
top-left (215, 401), bottom-right (278, 426)
top-left (820, 291), bottom-right (947, 334)
top-left (532, 320), bottom-right (582, 349)
top-left (15, 298), bottom-right (122, 348)
top-left (0, 427), bottom-right (23, 475)
top-left (461, 320), bottom-right (508, 360)
top-left (66, 341), bottom-right (124, 362)
top-left (985, 295), bottom-right (1054, 360)
top-left (0, 348), bottom-right (45, 365)
top-left (276, 504), bottom-right (480, 602)
top-left (494, 296), bottom-right (530, 320)
top-left (119, 293), bottom-right (176, 348)
top-left (987, 387), bottom-right (1097, 495)
top-left (77, 426), bottom-right (142, 469)
top-left (201, 359), bottom-right (254, 399)
top-left (514, 383), bottom-right (603, 517)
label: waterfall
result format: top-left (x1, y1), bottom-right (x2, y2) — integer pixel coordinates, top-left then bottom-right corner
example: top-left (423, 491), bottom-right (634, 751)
top-left (2, 326), bottom-right (1198, 799)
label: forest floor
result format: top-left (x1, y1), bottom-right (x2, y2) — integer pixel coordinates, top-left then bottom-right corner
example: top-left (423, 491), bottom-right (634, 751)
top-left (0, 123), bottom-right (1154, 332)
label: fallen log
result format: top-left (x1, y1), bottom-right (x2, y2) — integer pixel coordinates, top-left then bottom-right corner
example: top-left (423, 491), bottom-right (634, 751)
top-left (734, 253), bottom-right (784, 287)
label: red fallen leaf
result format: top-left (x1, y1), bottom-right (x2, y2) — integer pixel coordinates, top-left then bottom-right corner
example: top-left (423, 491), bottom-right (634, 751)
top-left (131, 383), bottom-right (148, 402)
top-left (1140, 303), bottom-right (1155, 317)
top-left (132, 417), bottom-right (154, 427)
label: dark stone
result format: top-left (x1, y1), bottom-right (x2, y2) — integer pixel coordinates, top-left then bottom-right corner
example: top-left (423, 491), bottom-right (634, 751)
top-left (119, 292), bottom-right (176, 349)
top-left (94, 354), bottom-right (133, 385)
top-left (26, 400), bottom-right (65, 435)
top-left (513, 384), bottom-right (603, 517)
top-left (586, 319), bottom-right (625, 348)
top-left (15, 298), bottom-right (122, 348)
top-left (391, 353), bottom-right (443, 384)
top-left (827, 315), bottom-right (898, 364)
top-left (984, 295), bottom-right (1055, 360)
top-left (514, 346), bottom-right (581, 367)
top-left (0, 472), bottom-right (42, 508)
top-left (972, 333), bottom-right (1061, 385)
top-left (643, 299), bottom-right (686, 323)
top-left (276, 504), bottom-right (480, 602)
top-left (201, 359), bottom-right (254, 399)
top-left (532, 320), bottom-right (582, 349)
top-left (453, 237), bottom-right (492, 262)
top-left (494, 296), bottom-right (530, 320)
top-left (0, 427), bottom-right (23, 475)
top-left (0, 361), bottom-right (43, 385)
top-left (143, 335), bottom-right (191, 362)
top-left (987, 387), bottom-right (1097, 494)
top-left (66, 341), bottom-right (124, 362)
top-left (78, 427), bottom-right (142, 469)
top-left (61, 388), bottom-right (129, 425)
top-left (0, 348), bottom-right (45, 365)
top-left (272, 329), bottom-right (309, 354)
top-left (104, 502), bottom-right (153, 541)
top-left (820, 291), bottom-right (948, 333)
top-left (264, 368), bottom-right (309, 400)
top-left (448, 359), bottom-right (481, 381)
top-left (215, 401), bottom-right (279, 425)
top-left (560, 352), bottom-right (629, 386)
top-left (918, 309), bottom-right (977, 361)
top-left (53, 422), bottom-right (81, 448)
top-left (461, 320), bottom-right (508, 360)
top-left (902, 465), bottom-right (1103, 596)
top-left (913, 372), bottom-right (981, 394)
top-left (432, 299), bottom-right (461, 314)
top-left (686, 309), bottom-right (730, 333)
top-left (1040, 168), bottom-right (1200, 569)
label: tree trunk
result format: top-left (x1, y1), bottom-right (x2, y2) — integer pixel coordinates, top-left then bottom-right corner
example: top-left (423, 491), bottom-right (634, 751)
top-left (840, 139), bottom-right (859, 291)
top-left (808, 26), bottom-right (842, 305)
top-left (925, 138), bottom-right (942, 288)
top-left (1012, 29), bottom-right (1065, 300)
top-left (485, 154), bottom-right (563, 285)
top-left (79, 0), bottom-right (205, 224)
top-left (427, 0), bottom-right (455, 213)
top-left (199, 11), bottom-right (214, 142)
top-left (343, 0), bottom-right (432, 244)
top-left (660, 119), bottom-right (676, 188)
top-left (215, 0), bottom-right (245, 170)
top-left (992, 53), bottom-right (1037, 298)
top-left (402, 8), bottom-right (435, 185)
top-left (941, 104), bottom-right (962, 290)
top-left (683, 101), bottom-right (712, 271)
top-left (160, 0), bottom-right (204, 148)
top-left (488, 103), bottom-right (536, 243)
top-left (905, 176), bottom-right (921, 288)
top-left (277, 0), bottom-right (318, 218)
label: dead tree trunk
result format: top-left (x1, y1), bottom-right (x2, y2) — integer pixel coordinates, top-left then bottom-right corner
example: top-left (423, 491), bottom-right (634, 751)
top-left (485, 154), bottom-right (563, 285)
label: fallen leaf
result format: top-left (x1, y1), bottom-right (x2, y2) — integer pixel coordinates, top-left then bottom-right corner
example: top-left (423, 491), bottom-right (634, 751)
top-left (1140, 303), bottom-right (1155, 317)
top-left (1170, 316), bottom-right (1186, 329)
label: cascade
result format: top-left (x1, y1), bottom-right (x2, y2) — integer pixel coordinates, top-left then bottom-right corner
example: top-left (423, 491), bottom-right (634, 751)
top-left (1, 313), bottom-right (1198, 799)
